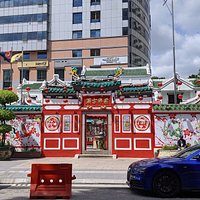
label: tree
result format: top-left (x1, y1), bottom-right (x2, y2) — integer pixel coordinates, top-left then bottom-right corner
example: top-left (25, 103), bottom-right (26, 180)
top-left (0, 90), bottom-right (18, 146)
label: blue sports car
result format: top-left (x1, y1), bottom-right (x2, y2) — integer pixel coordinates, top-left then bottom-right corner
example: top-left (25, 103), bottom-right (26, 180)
top-left (127, 144), bottom-right (200, 197)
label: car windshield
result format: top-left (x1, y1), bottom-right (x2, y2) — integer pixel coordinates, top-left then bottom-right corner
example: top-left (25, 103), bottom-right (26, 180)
top-left (173, 145), bottom-right (200, 159)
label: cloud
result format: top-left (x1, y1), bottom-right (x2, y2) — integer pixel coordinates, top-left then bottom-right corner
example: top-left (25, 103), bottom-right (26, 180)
top-left (150, 0), bottom-right (200, 78)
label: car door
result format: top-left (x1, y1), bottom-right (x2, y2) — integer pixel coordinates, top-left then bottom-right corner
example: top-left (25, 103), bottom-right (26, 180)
top-left (180, 151), bottom-right (200, 190)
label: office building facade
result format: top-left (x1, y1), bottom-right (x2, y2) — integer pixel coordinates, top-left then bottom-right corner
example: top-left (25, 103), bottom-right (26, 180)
top-left (0, 0), bottom-right (151, 90)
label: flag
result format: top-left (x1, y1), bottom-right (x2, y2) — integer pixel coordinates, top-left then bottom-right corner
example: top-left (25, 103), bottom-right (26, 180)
top-left (10, 52), bottom-right (23, 63)
top-left (0, 51), bottom-right (12, 62)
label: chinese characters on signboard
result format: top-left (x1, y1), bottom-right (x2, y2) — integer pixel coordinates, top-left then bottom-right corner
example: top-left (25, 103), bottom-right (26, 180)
top-left (84, 96), bottom-right (111, 107)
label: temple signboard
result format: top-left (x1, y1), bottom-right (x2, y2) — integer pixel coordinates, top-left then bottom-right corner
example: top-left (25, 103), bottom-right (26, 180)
top-left (82, 96), bottom-right (112, 107)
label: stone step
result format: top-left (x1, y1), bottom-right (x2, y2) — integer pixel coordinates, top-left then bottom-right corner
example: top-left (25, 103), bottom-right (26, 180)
top-left (75, 154), bottom-right (116, 159)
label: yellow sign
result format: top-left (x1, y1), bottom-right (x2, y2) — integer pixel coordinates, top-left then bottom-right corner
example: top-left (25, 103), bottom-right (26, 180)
top-left (17, 61), bottom-right (48, 68)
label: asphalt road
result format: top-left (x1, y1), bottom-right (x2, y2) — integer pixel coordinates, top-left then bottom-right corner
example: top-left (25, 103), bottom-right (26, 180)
top-left (0, 184), bottom-right (200, 200)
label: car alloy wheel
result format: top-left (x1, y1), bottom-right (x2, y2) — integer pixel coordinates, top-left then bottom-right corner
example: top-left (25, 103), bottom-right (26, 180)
top-left (153, 171), bottom-right (180, 197)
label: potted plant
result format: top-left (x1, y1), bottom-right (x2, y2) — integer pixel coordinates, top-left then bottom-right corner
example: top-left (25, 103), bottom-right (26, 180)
top-left (0, 90), bottom-right (18, 160)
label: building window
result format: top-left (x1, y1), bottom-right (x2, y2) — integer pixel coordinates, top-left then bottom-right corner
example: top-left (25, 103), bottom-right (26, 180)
top-left (168, 94), bottom-right (182, 104)
top-left (90, 0), bottom-right (101, 6)
top-left (37, 52), bottom-right (47, 59)
top-left (20, 69), bottom-right (29, 83)
top-left (90, 29), bottom-right (100, 38)
top-left (3, 69), bottom-right (12, 89)
top-left (55, 68), bottom-right (64, 81)
top-left (37, 69), bottom-right (47, 81)
top-left (91, 0), bottom-right (100, 5)
top-left (73, 0), bottom-right (82, 7)
top-left (122, 0), bottom-right (128, 2)
top-left (72, 31), bottom-right (82, 39)
top-left (90, 49), bottom-right (100, 56)
top-left (23, 53), bottom-right (30, 60)
top-left (91, 11), bottom-right (100, 23)
top-left (122, 8), bottom-right (128, 20)
top-left (72, 50), bottom-right (82, 57)
top-left (122, 27), bottom-right (128, 35)
top-left (73, 13), bottom-right (82, 24)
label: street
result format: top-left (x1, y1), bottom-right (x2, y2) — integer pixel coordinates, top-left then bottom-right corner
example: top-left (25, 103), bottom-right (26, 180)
top-left (0, 184), bottom-right (200, 200)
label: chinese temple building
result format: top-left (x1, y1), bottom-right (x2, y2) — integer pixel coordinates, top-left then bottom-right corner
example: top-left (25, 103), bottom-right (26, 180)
top-left (38, 66), bottom-right (154, 158)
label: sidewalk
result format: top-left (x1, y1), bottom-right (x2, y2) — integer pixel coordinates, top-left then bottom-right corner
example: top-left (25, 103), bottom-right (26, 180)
top-left (0, 157), bottom-right (140, 185)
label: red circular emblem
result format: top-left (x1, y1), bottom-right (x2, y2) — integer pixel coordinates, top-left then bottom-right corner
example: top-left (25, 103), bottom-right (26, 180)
top-left (134, 115), bottom-right (150, 131)
top-left (45, 116), bottom-right (60, 131)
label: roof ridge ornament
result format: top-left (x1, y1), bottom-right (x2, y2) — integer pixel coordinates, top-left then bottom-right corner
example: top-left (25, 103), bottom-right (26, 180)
top-left (114, 66), bottom-right (124, 79)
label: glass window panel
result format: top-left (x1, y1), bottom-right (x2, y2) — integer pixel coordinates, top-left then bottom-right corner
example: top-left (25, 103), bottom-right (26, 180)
top-left (90, 29), bottom-right (100, 38)
top-left (73, 13), bottom-right (82, 24)
top-left (122, 27), bottom-right (128, 35)
top-left (91, 0), bottom-right (100, 6)
top-left (37, 69), bottom-right (47, 81)
top-left (72, 50), bottom-right (82, 57)
top-left (90, 49), bottom-right (100, 56)
top-left (91, 11), bottom-right (100, 23)
top-left (37, 52), bottom-right (47, 59)
top-left (55, 68), bottom-right (64, 81)
top-left (122, 8), bottom-right (128, 20)
top-left (72, 31), bottom-right (82, 39)
top-left (73, 0), bottom-right (82, 7)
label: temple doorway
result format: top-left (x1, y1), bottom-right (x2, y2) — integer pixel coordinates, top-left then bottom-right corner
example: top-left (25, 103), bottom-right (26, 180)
top-left (85, 114), bottom-right (108, 152)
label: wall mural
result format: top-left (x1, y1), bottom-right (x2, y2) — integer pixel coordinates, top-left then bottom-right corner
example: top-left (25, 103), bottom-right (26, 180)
top-left (155, 114), bottom-right (200, 147)
top-left (5, 115), bottom-right (41, 149)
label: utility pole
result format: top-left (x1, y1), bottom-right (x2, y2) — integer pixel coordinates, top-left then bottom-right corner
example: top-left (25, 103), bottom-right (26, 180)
top-left (163, 0), bottom-right (177, 104)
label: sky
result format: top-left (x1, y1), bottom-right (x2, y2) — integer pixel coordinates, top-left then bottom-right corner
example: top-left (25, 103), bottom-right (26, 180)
top-left (150, 0), bottom-right (200, 78)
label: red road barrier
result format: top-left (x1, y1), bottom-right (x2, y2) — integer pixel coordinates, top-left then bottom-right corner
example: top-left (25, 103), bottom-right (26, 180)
top-left (27, 164), bottom-right (76, 199)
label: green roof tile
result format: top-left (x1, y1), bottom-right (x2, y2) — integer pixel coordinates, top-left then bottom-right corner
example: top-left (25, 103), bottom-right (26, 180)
top-left (22, 83), bottom-right (42, 90)
top-left (0, 105), bottom-right (42, 112)
top-left (45, 87), bottom-right (76, 94)
top-left (85, 68), bottom-right (148, 77)
top-left (153, 104), bottom-right (200, 111)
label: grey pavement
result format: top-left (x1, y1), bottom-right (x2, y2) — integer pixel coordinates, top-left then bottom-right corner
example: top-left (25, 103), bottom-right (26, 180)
top-left (0, 157), bottom-right (139, 185)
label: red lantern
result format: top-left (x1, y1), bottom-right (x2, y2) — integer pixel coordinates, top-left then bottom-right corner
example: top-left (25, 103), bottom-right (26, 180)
top-left (119, 85), bottom-right (123, 90)
top-left (63, 86), bottom-right (67, 92)
top-left (82, 86), bottom-right (86, 91)
top-left (27, 99), bottom-right (32, 103)
top-left (45, 99), bottom-right (50, 103)
top-left (100, 85), bottom-right (104, 91)
top-left (178, 94), bottom-right (183, 99)
top-left (158, 95), bottom-right (163, 100)
top-left (119, 96), bottom-right (124, 101)
top-left (8, 87), bottom-right (12, 91)
top-left (138, 96), bottom-right (143, 101)
top-left (26, 86), bottom-right (31, 91)
top-left (63, 99), bottom-right (68, 103)
top-left (43, 88), bottom-right (48, 93)
top-left (177, 81), bottom-right (182, 86)
top-left (158, 82), bottom-right (163, 87)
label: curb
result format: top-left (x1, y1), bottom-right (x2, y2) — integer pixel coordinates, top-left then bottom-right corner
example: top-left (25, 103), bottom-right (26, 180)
top-left (0, 178), bottom-right (126, 185)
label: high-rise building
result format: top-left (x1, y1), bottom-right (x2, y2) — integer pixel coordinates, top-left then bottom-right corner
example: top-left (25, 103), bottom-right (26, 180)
top-left (0, 0), bottom-right (151, 90)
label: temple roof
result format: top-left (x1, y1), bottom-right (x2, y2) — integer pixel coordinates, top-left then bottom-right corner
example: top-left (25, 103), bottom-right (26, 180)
top-left (84, 67), bottom-right (149, 78)
top-left (153, 104), bottom-right (200, 111)
top-left (1, 105), bottom-right (42, 112)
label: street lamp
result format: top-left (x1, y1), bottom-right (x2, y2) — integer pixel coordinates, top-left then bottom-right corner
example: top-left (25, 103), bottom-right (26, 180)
top-left (163, 0), bottom-right (177, 104)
